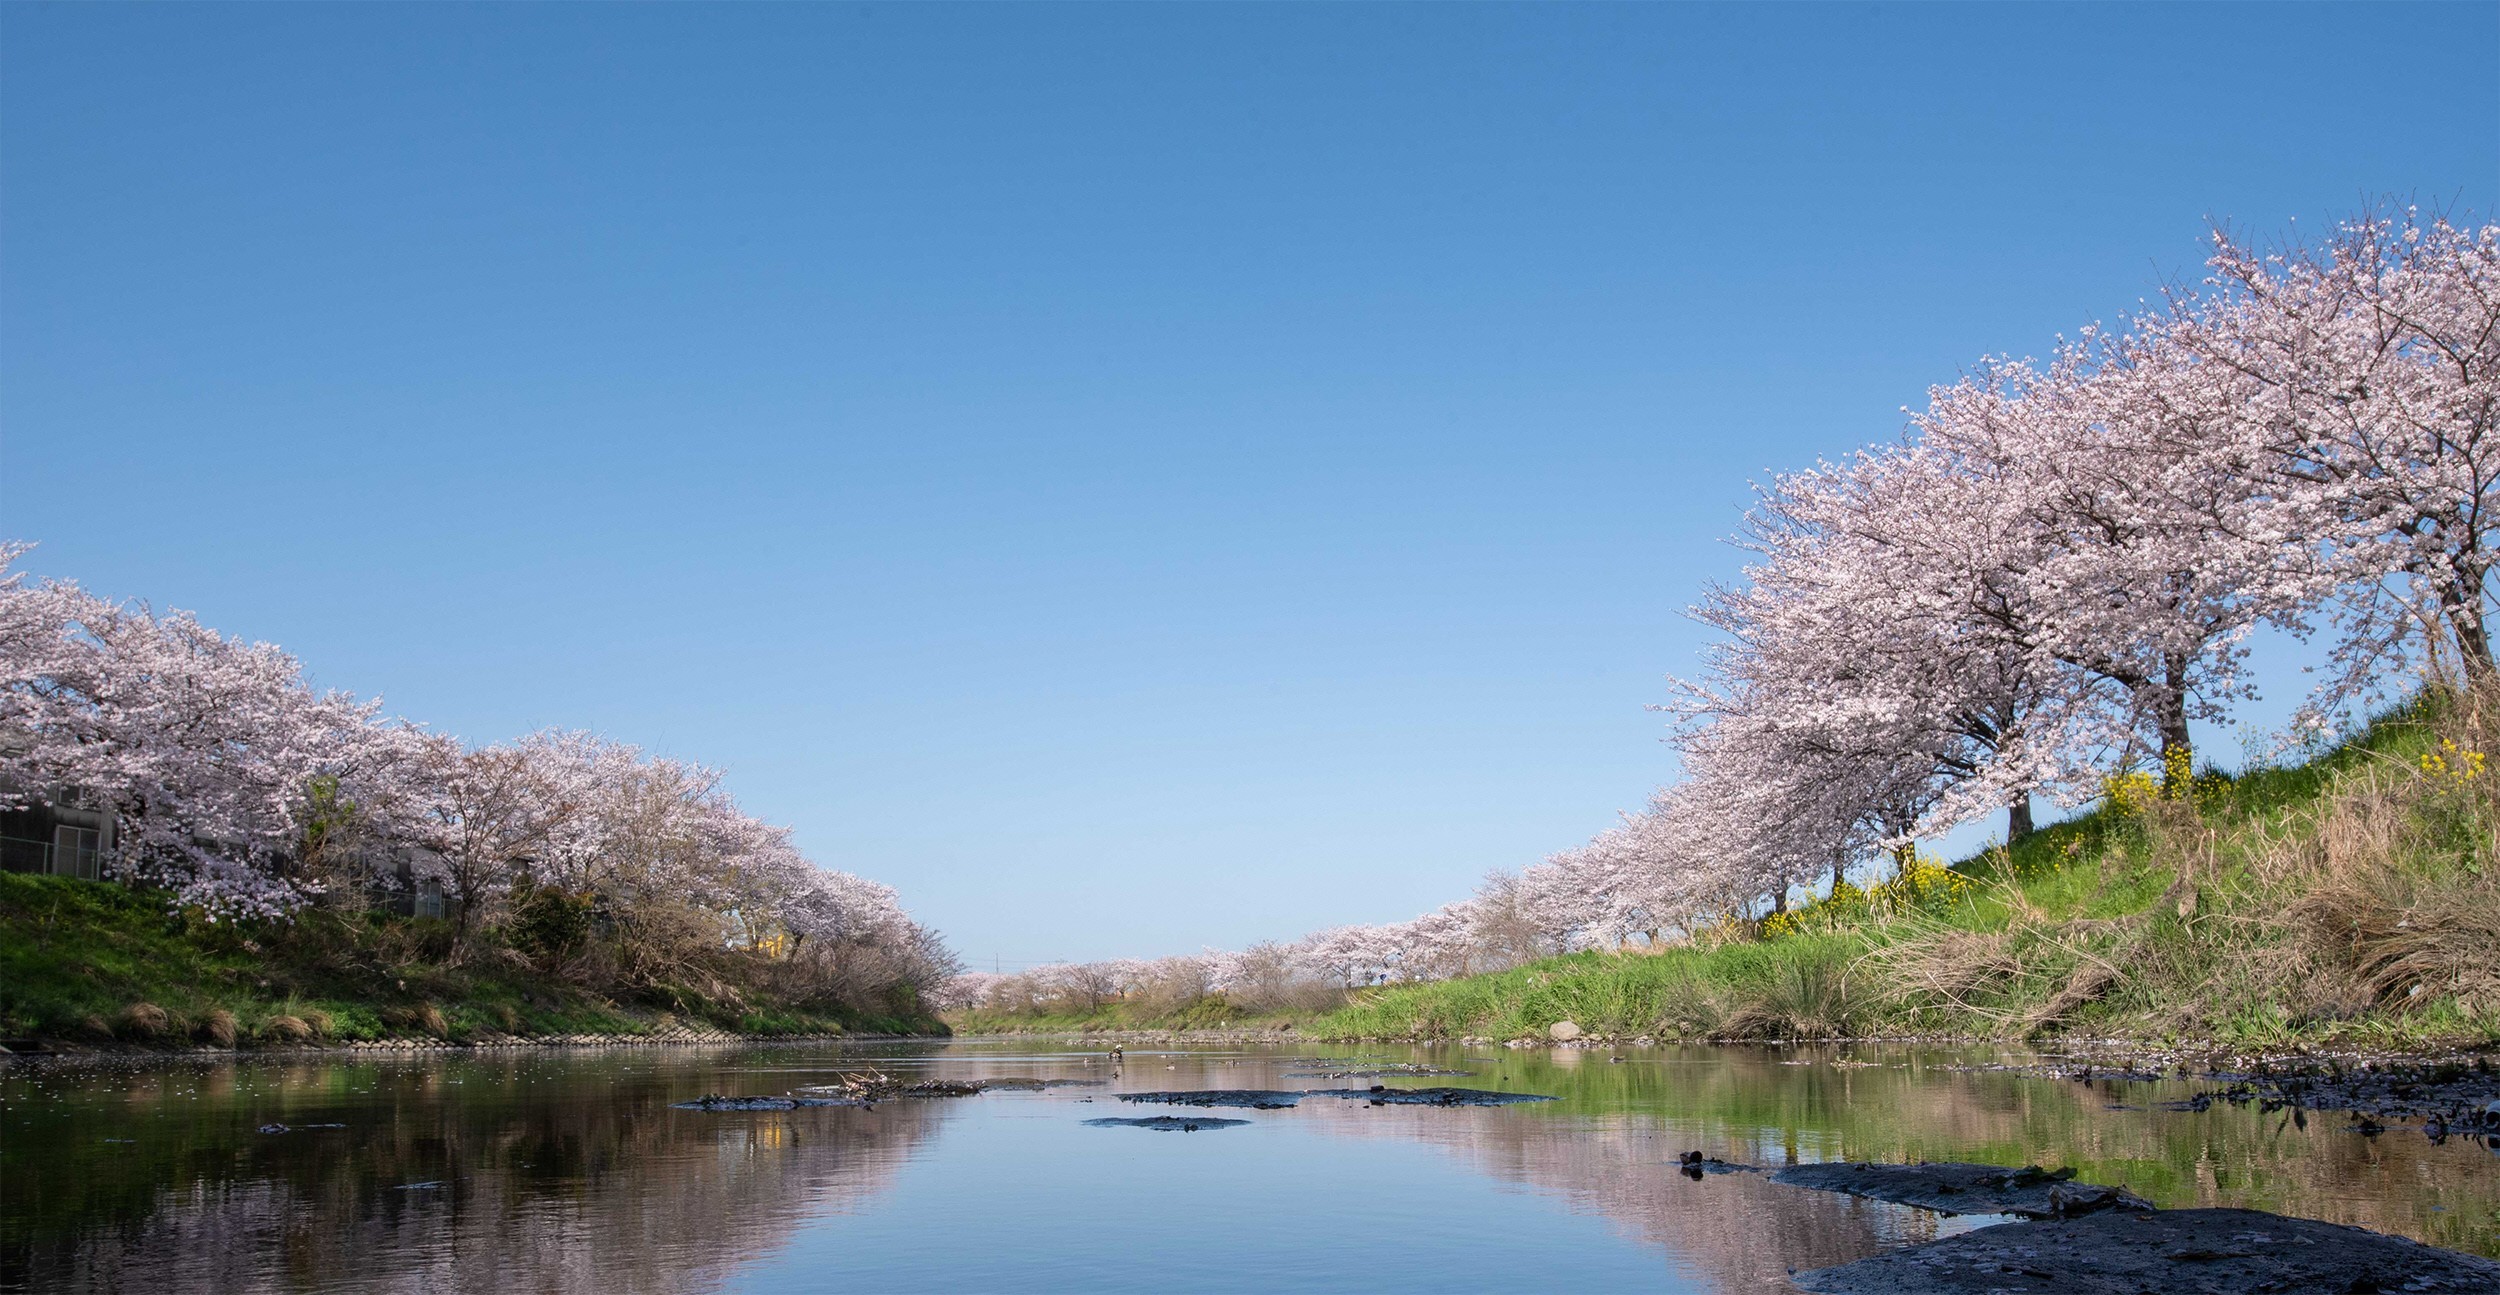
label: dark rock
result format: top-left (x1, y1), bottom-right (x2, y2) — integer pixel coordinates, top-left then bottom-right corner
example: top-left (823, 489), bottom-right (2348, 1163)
top-left (1082, 1116), bottom-right (1251, 1132)
top-left (1310, 1086), bottom-right (1555, 1107)
top-left (1117, 1089), bottom-right (1307, 1109)
top-left (1676, 1150), bottom-right (1755, 1179)
top-left (673, 1094), bottom-right (863, 1111)
top-left (1282, 1065), bottom-right (1473, 1079)
top-left (1791, 1207), bottom-right (2500, 1294)
top-left (1772, 1161), bottom-right (2150, 1219)
top-left (901, 1079), bottom-right (987, 1098)
top-left (1116, 1085), bottom-right (1555, 1110)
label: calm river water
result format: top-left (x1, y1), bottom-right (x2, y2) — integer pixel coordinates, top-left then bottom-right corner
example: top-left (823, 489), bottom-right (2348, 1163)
top-left (4, 1039), bottom-right (2497, 1293)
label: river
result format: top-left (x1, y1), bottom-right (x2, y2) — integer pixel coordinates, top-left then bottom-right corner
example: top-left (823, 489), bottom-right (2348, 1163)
top-left (4, 1039), bottom-right (2495, 1292)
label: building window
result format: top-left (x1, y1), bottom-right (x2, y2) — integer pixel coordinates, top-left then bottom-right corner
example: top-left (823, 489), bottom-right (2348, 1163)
top-left (52, 825), bottom-right (103, 881)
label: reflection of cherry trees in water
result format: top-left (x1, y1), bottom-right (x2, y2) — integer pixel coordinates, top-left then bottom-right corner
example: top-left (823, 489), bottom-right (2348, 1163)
top-left (5, 1054), bottom-right (946, 1295)
top-left (1286, 1045), bottom-right (2500, 1277)
top-left (11, 1043), bottom-right (2499, 1293)
top-left (1292, 1099), bottom-right (1932, 1290)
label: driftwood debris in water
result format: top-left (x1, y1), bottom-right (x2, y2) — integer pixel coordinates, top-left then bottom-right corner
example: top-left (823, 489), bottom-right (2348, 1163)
top-left (1791, 1207), bottom-right (2500, 1294)
top-left (1772, 1161), bottom-right (2151, 1218)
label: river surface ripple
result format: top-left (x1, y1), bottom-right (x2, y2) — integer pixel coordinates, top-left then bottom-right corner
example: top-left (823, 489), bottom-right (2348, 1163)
top-left (4, 1039), bottom-right (2496, 1293)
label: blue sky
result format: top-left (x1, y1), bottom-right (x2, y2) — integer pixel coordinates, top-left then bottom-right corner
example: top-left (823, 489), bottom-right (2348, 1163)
top-left (4, 4), bottom-right (2494, 967)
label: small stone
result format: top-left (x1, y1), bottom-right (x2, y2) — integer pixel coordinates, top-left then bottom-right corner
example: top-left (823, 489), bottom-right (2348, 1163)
top-left (1548, 1020), bottom-right (1584, 1042)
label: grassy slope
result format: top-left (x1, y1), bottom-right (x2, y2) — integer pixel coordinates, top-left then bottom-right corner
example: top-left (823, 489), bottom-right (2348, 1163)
top-left (944, 996), bottom-right (1308, 1035)
top-left (0, 876), bottom-right (942, 1045)
top-left (1314, 700), bottom-right (2500, 1050)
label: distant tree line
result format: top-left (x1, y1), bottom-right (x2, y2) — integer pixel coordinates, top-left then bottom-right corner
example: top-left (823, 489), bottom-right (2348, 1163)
top-left (0, 555), bottom-right (957, 1017)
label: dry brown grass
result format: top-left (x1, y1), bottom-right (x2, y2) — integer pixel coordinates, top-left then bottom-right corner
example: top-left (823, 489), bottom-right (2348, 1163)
top-left (385, 1002), bottom-right (450, 1037)
top-left (260, 1013), bottom-right (312, 1042)
top-left (2253, 694), bottom-right (2500, 1025)
top-left (2025, 959), bottom-right (2123, 1036)
top-left (195, 1007), bottom-right (238, 1047)
top-left (116, 1001), bottom-right (170, 1040)
top-left (1881, 928), bottom-right (2026, 1010)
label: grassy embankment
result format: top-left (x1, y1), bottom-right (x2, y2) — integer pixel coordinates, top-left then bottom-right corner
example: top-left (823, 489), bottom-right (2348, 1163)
top-left (949, 693), bottom-right (2500, 1052)
top-left (1318, 694), bottom-right (2500, 1051)
top-left (0, 878), bottom-right (944, 1047)
top-left (943, 995), bottom-right (1309, 1036)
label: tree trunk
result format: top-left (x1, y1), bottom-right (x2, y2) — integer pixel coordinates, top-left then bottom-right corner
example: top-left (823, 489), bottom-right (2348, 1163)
top-left (1829, 858), bottom-right (1846, 899)
top-left (2443, 584), bottom-right (2497, 685)
top-left (2007, 794), bottom-right (2034, 844)
top-left (1892, 842), bottom-right (1917, 877)
top-left (2157, 651), bottom-right (2192, 797)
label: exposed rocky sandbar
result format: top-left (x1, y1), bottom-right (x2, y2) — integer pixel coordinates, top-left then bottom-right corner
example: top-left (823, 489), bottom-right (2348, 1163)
top-left (1790, 1207), bottom-right (2500, 1294)
top-left (1771, 1161), bottom-right (2150, 1218)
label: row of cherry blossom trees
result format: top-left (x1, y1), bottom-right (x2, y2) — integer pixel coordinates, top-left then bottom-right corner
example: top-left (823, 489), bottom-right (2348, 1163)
top-left (949, 206), bottom-right (2497, 1014)
top-left (0, 550), bottom-right (956, 1010)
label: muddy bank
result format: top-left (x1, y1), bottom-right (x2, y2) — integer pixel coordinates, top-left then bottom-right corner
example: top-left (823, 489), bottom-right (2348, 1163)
top-left (1790, 1207), bottom-right (2500, 1294)
top-left (1973, 1050), bottom-right (2500, 1137)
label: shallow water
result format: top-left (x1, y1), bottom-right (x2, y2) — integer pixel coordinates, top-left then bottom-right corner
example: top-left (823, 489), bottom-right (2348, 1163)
top-left (4, 1039), bottom-right (2495, 1293)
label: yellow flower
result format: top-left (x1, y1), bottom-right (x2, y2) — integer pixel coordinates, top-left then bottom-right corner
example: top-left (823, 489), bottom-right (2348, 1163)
top-left (2102, 769), bottom-right (2160, 817)
top-left (2421, 739), bottom-right (2485, 790)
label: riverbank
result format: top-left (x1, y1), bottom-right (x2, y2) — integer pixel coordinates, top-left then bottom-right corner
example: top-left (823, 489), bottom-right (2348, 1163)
top-left (0, 871), bottom-right (948, 1048)
top-left (954, 697), bottom-right (2500, 1058)
top-left (1315, 698), bottom-right (2500, 1052)
top-left (0, 1028), bottom-right (956, 1060)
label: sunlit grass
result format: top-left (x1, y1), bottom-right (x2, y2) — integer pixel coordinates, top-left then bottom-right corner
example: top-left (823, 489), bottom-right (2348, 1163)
top-left (1315, 693), bottom-right (2500, 1051)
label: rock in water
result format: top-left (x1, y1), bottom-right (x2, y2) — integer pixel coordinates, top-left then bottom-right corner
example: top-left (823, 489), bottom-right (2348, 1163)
top-left (1791, 1208), bottom-right (2500, 1294)
top-left (1082, 1116), bottom-right (1251, 1132)
top-left (1547, 1020), bottom-right (1583, 1042)
top-left (1116, 1090), bottom-right (1307, 1109)
top-left (1772, 1161), bottom-right (2149, 1218)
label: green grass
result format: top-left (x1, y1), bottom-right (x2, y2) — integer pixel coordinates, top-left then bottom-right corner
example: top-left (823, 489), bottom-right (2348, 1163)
top-left (0, 874), bottom-right (942, 1046)
top-left (1314, 695), bottom-right (2500, 1051)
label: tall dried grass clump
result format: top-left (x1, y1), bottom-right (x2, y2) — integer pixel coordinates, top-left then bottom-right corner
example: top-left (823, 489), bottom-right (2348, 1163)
top-left (196, 1007), bottom-right (238, 1047)
top-left (1877, 926), bottom-right (2029, 1017)
top-left (260, 1014), bottom-right (314, 1043)
top-left (116, 1002), bottom-right (170, 1040)
top-left (1649, 967), bottom-right (1730, 1038)
top-left (1722, 946), bottom-right (1866, 1040)
top-left (2265, 690), bottom-right (2500, 1022)
top-left (386, 1002), bottom-right (451, 1037)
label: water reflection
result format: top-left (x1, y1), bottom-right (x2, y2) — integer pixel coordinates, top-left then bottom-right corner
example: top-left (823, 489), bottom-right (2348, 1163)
top-left (4, 1041), bottom-right (2495, 1294)
top-left (3, 1051), bottom-right (943, 1294)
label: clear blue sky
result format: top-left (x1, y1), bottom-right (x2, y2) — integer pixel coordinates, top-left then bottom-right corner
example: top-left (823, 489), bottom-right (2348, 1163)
top-left (4, 4), bottom-right (2494, 967)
